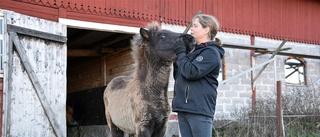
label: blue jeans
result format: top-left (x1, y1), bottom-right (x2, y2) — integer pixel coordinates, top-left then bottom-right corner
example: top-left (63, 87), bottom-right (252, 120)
top-left (178, 112), bottom-right (213, 137)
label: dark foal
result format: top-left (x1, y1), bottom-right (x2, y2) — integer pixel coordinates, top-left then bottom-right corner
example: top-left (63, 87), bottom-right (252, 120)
top-left (103, 21), bottom-right (194, 137)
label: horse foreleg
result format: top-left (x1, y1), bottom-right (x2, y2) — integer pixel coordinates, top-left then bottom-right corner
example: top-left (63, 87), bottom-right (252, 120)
top-left (105, 98), bottom-right (124, 137)
top-left (136, 127), bottom-right (152, 137)
top-left (151, 123), bottom-right (167, 137)
top-left (106, 110), bottom-right (125, 137)
top-left (136, 128), bottom-right (166, 137)
top-left (105, 112), bottom-right (124, 137)
top-left (110, 123), bottom-right (125, 137)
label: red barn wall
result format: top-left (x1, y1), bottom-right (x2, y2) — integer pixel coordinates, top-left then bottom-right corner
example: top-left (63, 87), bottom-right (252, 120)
top-left (0, 0), bottom-right (319, 44)
top-left (214, 0), bottom-right (320, 44)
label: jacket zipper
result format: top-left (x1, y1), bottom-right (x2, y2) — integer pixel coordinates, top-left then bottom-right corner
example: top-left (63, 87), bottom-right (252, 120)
top-left (185, 86), bottom-right (189, 103)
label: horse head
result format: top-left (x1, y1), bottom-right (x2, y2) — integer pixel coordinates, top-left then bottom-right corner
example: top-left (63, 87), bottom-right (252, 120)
top-left (137, 22), bottom-right (195, 63)
top-left (179, 34), bottom-right (195, 53)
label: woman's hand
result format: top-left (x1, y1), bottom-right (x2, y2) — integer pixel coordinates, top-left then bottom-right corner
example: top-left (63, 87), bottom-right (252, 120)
top-left (173, 37), bottom-right (187, 54)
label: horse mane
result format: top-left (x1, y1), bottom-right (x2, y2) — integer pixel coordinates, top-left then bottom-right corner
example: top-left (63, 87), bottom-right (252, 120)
top-left (130, 21), bottom-right (160, 71)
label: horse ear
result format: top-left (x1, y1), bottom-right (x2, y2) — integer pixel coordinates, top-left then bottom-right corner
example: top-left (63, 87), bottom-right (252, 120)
top-left (140, 28), bottom-right (150, 40)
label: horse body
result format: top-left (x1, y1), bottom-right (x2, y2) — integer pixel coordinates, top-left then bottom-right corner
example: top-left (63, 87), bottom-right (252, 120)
top-left (105, 76), bottom-right (136, 133)
top-left (104, 21), bottom-right (194, 137)
top-left (105, 74), bottom-right (170, 135)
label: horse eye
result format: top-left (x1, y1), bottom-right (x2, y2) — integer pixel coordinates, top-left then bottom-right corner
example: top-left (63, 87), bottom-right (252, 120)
top-left (160, 35), bottom-right (166, 39)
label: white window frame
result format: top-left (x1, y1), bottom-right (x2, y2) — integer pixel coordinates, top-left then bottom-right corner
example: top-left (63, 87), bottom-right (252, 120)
top-left (284, 57), bottom-right (306, 85)
top-left (0, 14), bottom-right (4, 75)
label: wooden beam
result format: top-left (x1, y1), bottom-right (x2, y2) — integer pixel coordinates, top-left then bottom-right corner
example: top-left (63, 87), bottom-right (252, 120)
top-left (274, 51), bottom-right (320, 60)
top-left (3, 29), bottom-right (15, 137)
top-left (7, 24), bottom-right (67, 43)
top-left (253, 40), bottom-right (287, 82)
top-left (222, 43), bottom-right (268, 52)
top-left (9, 32), bottom-right (64, 137)
top-left (101, 48), bottom-right (115, 54)
top-left (67, 30), bottom-right (96, 47)
top-left (68, 49), bottom-right (101, 57)
top-left (222, 42), bottom-right (320, 60)
top-left (254, 47), bottom-right (292, 57)
top-left (87, 34), bottom-right (132, 50)
top-left (101, 55), bottom-right (107, 86)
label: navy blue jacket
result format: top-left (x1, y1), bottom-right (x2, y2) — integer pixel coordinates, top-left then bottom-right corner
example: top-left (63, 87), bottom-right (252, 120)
top-left (172, 41), bottom-right (225, 118)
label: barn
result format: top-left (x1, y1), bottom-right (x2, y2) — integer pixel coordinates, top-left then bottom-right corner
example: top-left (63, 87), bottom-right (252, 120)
top-left (0, 0), bottom-right (319, 136)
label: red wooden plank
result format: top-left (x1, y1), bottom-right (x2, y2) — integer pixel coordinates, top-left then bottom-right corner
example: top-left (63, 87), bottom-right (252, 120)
top-left (85, 0), bottom-right (93, 13)
top-left (174, 0), bottom-right (182, 25)
top-left (287, 1), bottom-right (295, 41)
top-left (154, 0), bottom-right (158, 21)
top-left (56, 0), bottom-right (63, 8)
top-left (129, 0), bottom-right (137, 18)
top-left (308, 1), bottom-right (318, 43)
top-left (296, 0), bottom-right (303, 42)
top-left (163, 0), bottom-right (170, 23)
top-left (104, 0), bottom-right (110, 15)
top-left (147, 0), bottom-right (153, 21)
top-left (223, 0), bottom-right (234, 33)
top-left (133, 0), bottom-right (139, 19)
top-left (309, 1), bottom-right (320, 43)
top-left (277, 0), bottom-right (285, 39)
top-left (96, 0), bottom-right (105, 14)
top-left (241, 0), bottom-right (253, 35)
top-left (215, 0), bottom-right (224, 31)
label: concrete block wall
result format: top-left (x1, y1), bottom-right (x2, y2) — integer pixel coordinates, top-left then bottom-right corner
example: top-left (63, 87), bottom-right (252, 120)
top-left (215, 33), bottom-right (252, 119)
top-left (162, 23), bottom-right (320, 120)
top-left (216, 36), bottom-right (320, 120)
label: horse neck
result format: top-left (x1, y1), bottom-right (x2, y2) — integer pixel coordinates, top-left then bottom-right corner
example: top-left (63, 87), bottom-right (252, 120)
top-left (135, 58), bottom-right (172, 94)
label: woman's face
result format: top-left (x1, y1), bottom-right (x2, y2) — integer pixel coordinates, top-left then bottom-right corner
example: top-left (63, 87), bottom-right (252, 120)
top-left (190, 18), bottom-right (209, 43)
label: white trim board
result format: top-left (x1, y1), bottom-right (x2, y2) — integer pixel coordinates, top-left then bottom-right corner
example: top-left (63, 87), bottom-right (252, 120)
top-left (59, 18), bottom-right (140, 34)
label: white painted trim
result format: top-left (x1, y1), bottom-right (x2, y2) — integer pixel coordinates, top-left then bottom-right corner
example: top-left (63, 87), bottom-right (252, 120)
top-left (0, 15), bottom-right (4, 76)
top-left (161, 23), bottom-right (188, 33)
top-left (58, 18), bottom-right (140, 34)
top-left (0, 10), bottom-right (4, 17)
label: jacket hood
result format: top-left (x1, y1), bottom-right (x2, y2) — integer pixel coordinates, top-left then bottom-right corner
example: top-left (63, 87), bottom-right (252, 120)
top-left (196, 41), bottom-right (225, 59)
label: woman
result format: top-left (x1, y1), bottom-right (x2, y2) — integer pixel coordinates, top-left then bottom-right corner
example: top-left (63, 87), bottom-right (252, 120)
top-left (172, 14), bottom-right (225, 137)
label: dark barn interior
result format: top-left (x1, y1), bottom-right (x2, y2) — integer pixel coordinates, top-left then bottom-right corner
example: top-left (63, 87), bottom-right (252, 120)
top-left (66, 27), bottom-right (135, 128)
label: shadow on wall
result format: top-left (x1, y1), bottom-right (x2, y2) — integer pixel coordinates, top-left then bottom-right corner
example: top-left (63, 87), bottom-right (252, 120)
top-left (67, 86), bottom-right (107, 126)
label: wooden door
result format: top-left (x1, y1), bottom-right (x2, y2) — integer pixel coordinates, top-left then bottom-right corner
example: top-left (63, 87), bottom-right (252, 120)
top-left (2, 10), bottom-right (67, 137)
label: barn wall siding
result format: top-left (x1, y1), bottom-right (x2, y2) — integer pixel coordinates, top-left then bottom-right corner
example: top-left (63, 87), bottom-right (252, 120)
top-left (67, 57), bottom-right (104, 93)
top-left (0, 0), bottom-right (319, 44)
top-left (67, 49), bottom-right (134, 93)
top-left (2, 10), bottom-right (67, 136)
top-left (104, 50), bottom-right (135, 83)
